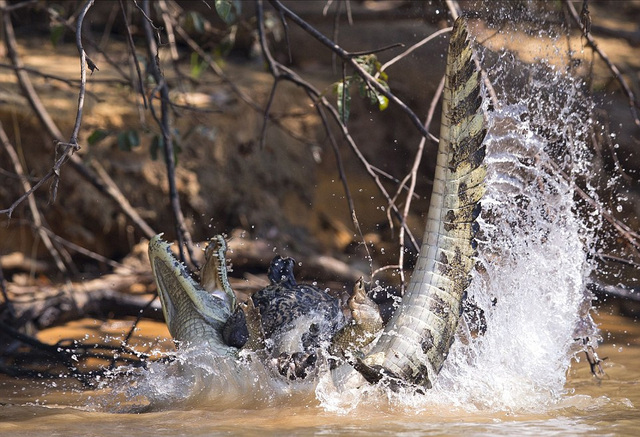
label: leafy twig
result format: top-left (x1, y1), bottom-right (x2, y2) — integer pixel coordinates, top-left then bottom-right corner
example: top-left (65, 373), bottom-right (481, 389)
top-left (268, 0), bottom-right (432, 140)
top-left (255, 1), bottom-right (419, 253)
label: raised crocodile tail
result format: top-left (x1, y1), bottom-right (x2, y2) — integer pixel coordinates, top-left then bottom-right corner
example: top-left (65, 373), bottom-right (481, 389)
top-left (357, 17), bottom-right (487, 387)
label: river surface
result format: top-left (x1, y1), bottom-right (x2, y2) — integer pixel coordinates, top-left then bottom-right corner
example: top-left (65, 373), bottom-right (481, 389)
top-left (3, 12), bottom-right (640, 437)
top-left (0, 309), bottom-right (638, 436)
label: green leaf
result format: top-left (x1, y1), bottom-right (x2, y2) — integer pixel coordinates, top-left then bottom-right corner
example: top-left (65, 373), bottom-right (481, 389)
top-left (357, 80), bottom-right (378, 106)
top-left (117, 130), bottom-right (140, 151)
top-left (127, 130), bottom-right (140, 147)
top-left (376, 93), bottom-right (389, 111)
top-left (335, 81), bottom-right (351, 123)
top-left (150, 135), bottom-right (163, 161)
top-left (190, 52), bottom-right (205, 79)
top-left (185, 11), bottom-right (206, 34)
top-left (87, 129), bottom-right (109, 146)
top-left (375, 79), bottom-right (390, 111)
top-left (50, 24), bottom-right (65, 47)
top-left (215, 0), bottom-right (241, 24)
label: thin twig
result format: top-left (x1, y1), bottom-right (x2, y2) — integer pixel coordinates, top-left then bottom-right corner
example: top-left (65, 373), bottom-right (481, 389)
top-left (91, 160), bottom-right (158, 238)
top-left (595, 124), bottom-right (637, 183)
top-left (349, 43), bottom-right (405, 58)
top-left (546, 159), bottom-right (640, 250)
top-left (45, 4), bottom-right (132, 82)
top-left (287, 67), bottom-right (420, 251)
top-left (268, 0), bottom-right (433, 140)
top-left (0, 320), bottom-right (67, 358)
top-left (48, 0), bottom-right (95, 201)
top-left (0, 123), bottom-right (69, 275)
top-left (141, 0), bottom-right (198, 267)
top-left (259, 79), bottom-right (280, 149)
top-left (70, 0), bottom-right (95, 144)
top-left (33, 223), bottom-right (133, 271)
top-left (119, 0), bottom-right (148, 109)
top-left (371, 166), bottom-right (427, 197)
top-left (111, 294), bottom-right (158, 369)
top-left (0, 149), bottom-right (73, 217)
top-left (0, 63), bottom-right (112, 96)
top-left (380, 27), bottom-right (452, 73)
top-left (564, 0), bottom-right (640, 127)
top-left (592, 252), bottom-right (640, 269)
top-left (160, 0), bottom-right (316, 150)
top-left (371, 263), bottom-right (403, 280)
top-left (257, 0), bottom-right (419, 252)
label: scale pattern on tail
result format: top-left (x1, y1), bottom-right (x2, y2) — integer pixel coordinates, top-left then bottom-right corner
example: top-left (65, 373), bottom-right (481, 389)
top-left (357, 17), bottom-right (487, 388)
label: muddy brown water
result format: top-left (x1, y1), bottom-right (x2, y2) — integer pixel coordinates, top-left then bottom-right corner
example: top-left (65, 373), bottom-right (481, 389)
top-left (0, 308), bottom-right (638, 436)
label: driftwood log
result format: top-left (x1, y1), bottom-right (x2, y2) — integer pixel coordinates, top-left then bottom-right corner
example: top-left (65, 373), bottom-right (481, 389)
top-left (1, 234), bottom-right (367, 331)
top-left (3, 271), bottom-right (162, 330)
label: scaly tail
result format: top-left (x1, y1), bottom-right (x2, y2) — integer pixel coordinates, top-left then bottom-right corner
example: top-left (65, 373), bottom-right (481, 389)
top-left (357, 17), bottom-right (487, 388)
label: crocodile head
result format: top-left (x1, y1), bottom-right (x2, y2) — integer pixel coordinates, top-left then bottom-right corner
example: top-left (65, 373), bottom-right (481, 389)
top-left (148, 234), bottom-right (238, 356)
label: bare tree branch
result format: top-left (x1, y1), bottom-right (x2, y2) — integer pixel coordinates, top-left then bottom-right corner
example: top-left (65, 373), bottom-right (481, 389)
top-left (565, 0), bottom-right (640, 128)
top-left (0, 0), bottom-right (156, 241)
top-left (141, 0), bottom-right (197, 267)
top-left (119, 0), bottom-right (148, 109)
top-left (0, 123), bottom-right (69, 275)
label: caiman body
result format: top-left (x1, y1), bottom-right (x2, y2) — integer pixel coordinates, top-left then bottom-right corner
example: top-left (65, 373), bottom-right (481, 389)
top-left (148, 17), bottom-right (486, 389)
top-left (356, 18), bottom-right (486, 387)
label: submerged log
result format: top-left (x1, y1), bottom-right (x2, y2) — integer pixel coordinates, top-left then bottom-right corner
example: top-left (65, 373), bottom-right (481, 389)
top-left (2, 272), bottom-right (162, 330)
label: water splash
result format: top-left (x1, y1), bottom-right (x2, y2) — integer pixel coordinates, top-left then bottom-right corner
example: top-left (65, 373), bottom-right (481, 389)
top-left (95, 20), bottom-right (599, 415)
top-left (92, 345), bottom-right (324, 412)
top-left (316, 28), bottom-right (600, 413)
top-left (430, 102), bottom-right (595, 411)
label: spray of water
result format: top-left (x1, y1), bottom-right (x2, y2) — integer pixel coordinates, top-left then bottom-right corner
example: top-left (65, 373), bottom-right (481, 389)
top-left (93, 18), bottom-right (600, 415)
top-left (316, 23), bottom-right (600, 413)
